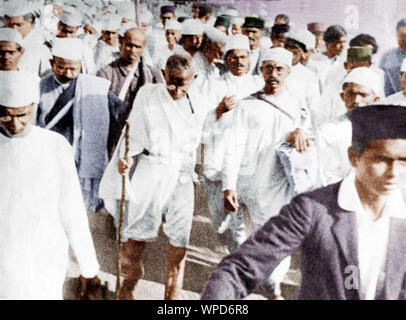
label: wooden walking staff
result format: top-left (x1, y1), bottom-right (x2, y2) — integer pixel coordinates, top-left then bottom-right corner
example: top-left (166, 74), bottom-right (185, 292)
top-left (115, 120), bottom-right (130, 299)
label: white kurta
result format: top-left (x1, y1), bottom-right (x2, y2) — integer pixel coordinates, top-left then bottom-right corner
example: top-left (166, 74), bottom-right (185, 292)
top-left (324, 63), bottom-right (385, 99)
top-left (19, 28), bottom-right (52, 77)
top-left (203, 72), bottom-right (265, 181)
top-left (222, 92), bottom-right (299, 227)
top-left (315, 114), bottom-right (352, 188)
top-left (248, 47), bottom-right (260, 75)
top-left (382, 91), bottom-right (406, 105)
top-left (286, 63), bottom-right (321, 130)
top-left (307, 51), bottom-right (346, 94)
top-left (0, 126), bottom-right (99, 299)
top-left (152, 43), bottom-right (185, 71)
top-left (100, 74), bottom-right (258, 231)
top-left (94, 40), bottom-right (120, 71)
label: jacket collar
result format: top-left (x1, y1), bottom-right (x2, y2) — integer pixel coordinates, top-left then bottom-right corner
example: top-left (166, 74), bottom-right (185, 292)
top-left (338, 171), bottom-right (406, 220)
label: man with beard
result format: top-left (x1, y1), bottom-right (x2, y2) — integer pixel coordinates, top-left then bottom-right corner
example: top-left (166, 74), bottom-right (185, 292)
top-left (96, 25), bottom-right (162, 157)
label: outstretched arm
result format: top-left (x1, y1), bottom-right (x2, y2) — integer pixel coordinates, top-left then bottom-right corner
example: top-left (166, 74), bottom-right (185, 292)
top-left (201, 194), bottom-right (314, 300)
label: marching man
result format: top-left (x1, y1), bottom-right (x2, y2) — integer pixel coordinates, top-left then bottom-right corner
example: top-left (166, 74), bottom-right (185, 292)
top-left (0, 70), bottom-right (100, 299)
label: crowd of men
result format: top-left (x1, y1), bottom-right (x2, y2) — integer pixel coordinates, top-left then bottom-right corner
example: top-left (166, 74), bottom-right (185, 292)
top-left (2, 0), bottom-right (406, 300)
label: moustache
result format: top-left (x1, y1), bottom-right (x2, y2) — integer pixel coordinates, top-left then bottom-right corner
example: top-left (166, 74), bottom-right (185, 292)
top-left (267, 78), bottom-right (279, 83)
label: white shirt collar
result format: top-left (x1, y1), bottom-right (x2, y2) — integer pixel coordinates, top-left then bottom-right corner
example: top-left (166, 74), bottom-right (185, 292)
top-left (338, 170), bottom-right (406, 219)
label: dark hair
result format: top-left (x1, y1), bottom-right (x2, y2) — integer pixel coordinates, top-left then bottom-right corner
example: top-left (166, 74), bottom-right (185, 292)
top-left (351, 140), bottom-right (370, 156)
top-left (271, 23), bottom-right (290, 38)
top-left (349, 34), bottom-right (378, 54)
top-left (323, 25), bottom-right (347, 43)
top-left (177, 17), bottom-right (188, 23)
top-left (275, 14), bottom-right (290, 25)
top-left (198, 5), bottom-right (212, 19)
top-left (396, 18), bottom-right (406, 30)
top-left (179, 34), bottom-right (195, 46)
top-left (166, 53), bottom-right (194, 72)
top-left (285, 37), bottom-right (306, 52)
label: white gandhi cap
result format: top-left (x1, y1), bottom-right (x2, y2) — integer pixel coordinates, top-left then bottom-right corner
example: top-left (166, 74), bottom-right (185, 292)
top-left (165, 20), bottom-right (182, 31)
top-left (59, 9), bottom-right (82, 27)
top-left (205, 27), bottom-right (228, 43)
top-left (224, 34), bottom-right (250, 53)
top-left (118, 21), bottom-right (139, 37)
top-left (3, 0), bottom-right (34, 18)
top-left (231, 17), bottom-right (244, 25)
top-left (52, 37), bottom-right (83, 61)
top-left (342, 66), bottom-right (381, 97)
top-left (139, 10), bottom-right (153, 25)
top-left (259, 47), bottom-right (293, 68)
top-left (0, 28), bottom-right (25, 49)
top-left (286, 29), bottom-right (316, 51)
top-left (116, 1), bottom-right (135, 21)
top-left (181, 19), bottom-right (204, 35)
top-left (100, 14), bottom-right (122, 31)
top-left (0, 70), bottom-right (40, 107)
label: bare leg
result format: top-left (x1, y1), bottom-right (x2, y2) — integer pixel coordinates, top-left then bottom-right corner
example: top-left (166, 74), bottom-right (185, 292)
top-left (118, 239), bottom-right (146, 300)
top-left (164, 243), bottom-right (187, 300)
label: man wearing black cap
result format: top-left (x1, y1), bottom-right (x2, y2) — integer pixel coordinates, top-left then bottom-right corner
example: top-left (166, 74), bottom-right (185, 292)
top-left (160, 5), bottom-right (176, 28)
top-left (242, 16), bottom-right (266, 75)
top-left (271, 23), bottom-right (290, 48)
top-left (202, 104), bottom-right (406, 300)
top-left (214, 15), bottom-right (231, 35)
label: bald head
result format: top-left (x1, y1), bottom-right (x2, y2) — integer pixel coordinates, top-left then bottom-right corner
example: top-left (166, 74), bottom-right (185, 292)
top-left (119, 27), bottom-right (147, 67)
top-left (123, 27), bottom-right (146, 42)
top-left (164, 53), bottom-right (196, 100)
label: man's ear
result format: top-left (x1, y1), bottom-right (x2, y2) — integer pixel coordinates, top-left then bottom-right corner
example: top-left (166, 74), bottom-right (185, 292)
top-left (348, 146), bottom-right (358, 168)
top-left (49, 58), bottom-right (54, 68)
top-left (340, 91), bottom-right (345, 102)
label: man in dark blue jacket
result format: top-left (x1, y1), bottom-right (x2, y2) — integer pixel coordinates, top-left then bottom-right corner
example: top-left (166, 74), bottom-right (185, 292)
top-left (202, 105), bottom-right (406, 300)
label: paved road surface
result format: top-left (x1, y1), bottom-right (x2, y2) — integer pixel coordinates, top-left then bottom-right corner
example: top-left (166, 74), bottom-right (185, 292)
top-left (63, 182), bottom-right (301, 300)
